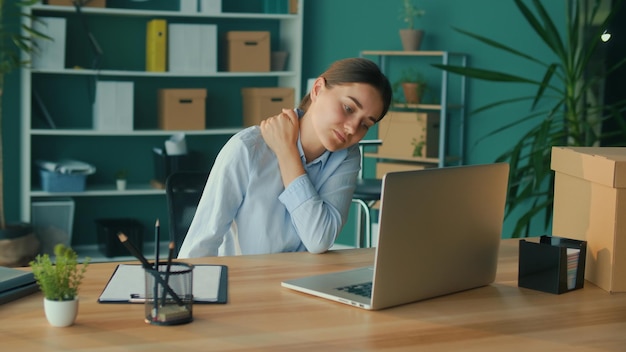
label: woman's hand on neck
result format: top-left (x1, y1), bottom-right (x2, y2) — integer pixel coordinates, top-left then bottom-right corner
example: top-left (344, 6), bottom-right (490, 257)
top-left (260, 109), bottom-right (306, 187)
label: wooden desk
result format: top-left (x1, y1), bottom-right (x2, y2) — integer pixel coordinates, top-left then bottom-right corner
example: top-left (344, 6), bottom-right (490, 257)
top-left (1, 239), bottom-right (625, 351)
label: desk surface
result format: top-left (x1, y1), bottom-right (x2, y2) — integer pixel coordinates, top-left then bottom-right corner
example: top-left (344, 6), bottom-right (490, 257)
top-left (1, 239), bottom-right (625, 351)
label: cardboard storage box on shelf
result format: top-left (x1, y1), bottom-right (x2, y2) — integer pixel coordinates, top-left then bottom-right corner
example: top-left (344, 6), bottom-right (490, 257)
top-left (46, 0), bottom-right (106, 7)
top-left (551, 146), bottom-right (626, 293)
top-left (377, 111), bottom-right (440, 159)
top-left (158, 89), bottom-right (207, 130)
top-left (241, 87), bottom-right (295, 127)
top-left (226, 31), bottom-right (270, 72)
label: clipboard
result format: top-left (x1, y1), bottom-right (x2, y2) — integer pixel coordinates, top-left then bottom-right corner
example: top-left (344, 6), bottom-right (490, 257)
top-left (98, 264), bottom-right (228, 304)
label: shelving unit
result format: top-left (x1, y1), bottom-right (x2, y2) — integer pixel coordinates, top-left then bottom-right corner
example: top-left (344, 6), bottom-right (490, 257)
top-left (19, 1), bottom-right (303, 259)
top-left (360, 50), bottom-right (467, 169)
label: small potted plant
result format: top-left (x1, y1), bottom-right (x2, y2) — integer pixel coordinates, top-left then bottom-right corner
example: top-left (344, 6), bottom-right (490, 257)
top-left (115, 169), bottom-right (128, 191)
top-left (398, 0), bottom-right (425, 51)
top-left (393, 68), bottom-right (427, 105)
top-left (30, 244), bottom-right (90, 327)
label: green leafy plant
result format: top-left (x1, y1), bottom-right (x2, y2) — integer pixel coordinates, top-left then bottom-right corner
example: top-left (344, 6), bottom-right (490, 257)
top-left (393, 68), bottom-right (427, 104)
top-left (115, 169), bottom-right (128, 180)
top-left (399, 0), bottom-right (425, 30)
top-left (0, 0), bottom-right (50, 229)
top-left (397, 67), bottom-right (426, 84)
top-left (29, 244), bottom-right (91, 301)
top-left (411, 137), bottom-right (425, 157)
top-left (433, 0), bottom-right (626, 237)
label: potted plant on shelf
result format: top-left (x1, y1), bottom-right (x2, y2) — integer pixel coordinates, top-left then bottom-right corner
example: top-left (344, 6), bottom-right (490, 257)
top-left (29, 244), bottom-right (91, 327)
top-left (115, 169), bottom-right (128, 191)
top-left (433, 0), bottom-right (626, 237)
top-left (398, 0), bottom-right (425, 51)
top-left (0, 0), bottom-right (50, 267)
top-left (393, 68), bottom-right (426, 105)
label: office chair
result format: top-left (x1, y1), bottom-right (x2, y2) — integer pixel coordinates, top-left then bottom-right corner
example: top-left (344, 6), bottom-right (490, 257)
top-left (352, 140), bottom-right (383, 248)
top-left (165, 171), bottom-right (209, 257)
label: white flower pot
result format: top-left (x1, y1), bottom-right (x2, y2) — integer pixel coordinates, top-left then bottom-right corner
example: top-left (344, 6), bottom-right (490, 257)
top-left (43, 297), bottom-right (78, 327)
top-left (116, 179), bottom-right (127, 191)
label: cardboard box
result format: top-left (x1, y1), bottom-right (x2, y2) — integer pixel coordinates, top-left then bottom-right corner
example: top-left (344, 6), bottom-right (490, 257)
top-left (241, 87), bottom-right (295, 127)
top-left (158, 89), bottom-right (207, 130)
top-left (226, 31), bottom-right (270, 72)
top-left (46, 0), bottom-right (106, 7)
top-left (377, 111), bottom-right (440, 159)
top-left (551, 146), bottom-right (626, 293)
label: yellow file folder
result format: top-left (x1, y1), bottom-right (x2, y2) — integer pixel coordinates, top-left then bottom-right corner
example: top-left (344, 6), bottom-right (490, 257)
top-left (146, 19), bottom-right (167, 72)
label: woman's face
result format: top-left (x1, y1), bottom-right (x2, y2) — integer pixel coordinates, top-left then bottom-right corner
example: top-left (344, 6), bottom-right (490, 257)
top-left (308, 78), bottom-right (384, 152)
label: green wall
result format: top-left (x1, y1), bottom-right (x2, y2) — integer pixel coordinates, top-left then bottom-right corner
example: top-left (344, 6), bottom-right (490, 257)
top-left (2, 0), bottom-right (566, 242)
top-left (302, 0), bottom-right (565, 241)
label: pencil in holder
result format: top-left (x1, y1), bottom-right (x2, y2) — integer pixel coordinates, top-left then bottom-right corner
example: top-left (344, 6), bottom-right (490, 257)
top-left (144, 262), bottom-right (194, 325)
top-left (518, 235), bottom-right (587, 294)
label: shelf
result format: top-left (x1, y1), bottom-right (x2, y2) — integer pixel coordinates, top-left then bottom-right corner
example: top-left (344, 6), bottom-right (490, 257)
top-left (364, 152), bottom-right (439, 165)
top-left (365, 153), bottom-right (462, 165)
top-left (74, 241), bottom-right (171, 263)
top-left (31, 68), bottom-right (297, 78)
top-left (30, 128), bottom-right (242, 136)
top-left (32, 4), bottom-right (299, 20)
top-left (31, 183), bottom-right (165, 197)
top-left (361, 50), bottom-right (466, 57)
top-left (21, 1), bottom-right (304, 258)
top-left (360, 49), bottom-right (467, 169)
top-left (391, 103), bottom-right (464, 111)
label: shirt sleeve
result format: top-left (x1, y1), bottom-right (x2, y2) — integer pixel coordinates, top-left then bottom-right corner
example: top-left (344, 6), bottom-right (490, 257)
top-left (177, 135), bottom-right (250, 258)
top-left (278, 146), bottom-right (360, 253)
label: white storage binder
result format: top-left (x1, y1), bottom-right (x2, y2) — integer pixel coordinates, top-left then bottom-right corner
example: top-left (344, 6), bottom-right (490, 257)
top-left (32, 17), bottom-right (67, 70)
top-left (179, 0), bottom-right (196, 13)
top-left (168, 24), bottom-right (217, 73)
top-left (93, 81), bottom-right (134, 131)
top-left (199, 0), bottom-right (221, 14)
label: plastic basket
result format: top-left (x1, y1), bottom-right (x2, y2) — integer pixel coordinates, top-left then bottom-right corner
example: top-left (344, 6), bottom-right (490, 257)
top-left (39, 169), bottom-right (87, 192)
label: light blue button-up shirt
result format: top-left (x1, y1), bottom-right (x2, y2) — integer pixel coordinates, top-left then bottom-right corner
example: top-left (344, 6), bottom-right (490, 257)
top-left (178, 115), bottom-right (361, 257)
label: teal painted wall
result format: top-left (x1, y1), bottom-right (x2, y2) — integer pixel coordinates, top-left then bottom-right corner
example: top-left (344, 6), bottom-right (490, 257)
top-left (302, 0), bottom-right (566, 242)
top-left (2, 1), bottom-right (566, 245)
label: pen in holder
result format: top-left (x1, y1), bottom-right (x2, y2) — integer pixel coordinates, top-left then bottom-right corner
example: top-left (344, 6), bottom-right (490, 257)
top-left (144, 262), bottom-right (194, 325)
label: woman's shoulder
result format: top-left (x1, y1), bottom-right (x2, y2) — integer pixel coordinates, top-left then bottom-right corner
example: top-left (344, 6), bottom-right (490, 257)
top-left (231, 125), bottom-right (263, 145)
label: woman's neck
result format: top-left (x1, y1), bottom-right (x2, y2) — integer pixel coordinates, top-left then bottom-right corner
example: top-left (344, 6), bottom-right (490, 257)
top-left (299, 113), bottom-right (326, 163)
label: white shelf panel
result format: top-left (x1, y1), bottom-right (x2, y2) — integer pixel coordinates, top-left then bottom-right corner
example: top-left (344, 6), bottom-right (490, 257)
top-left (32, 5), bottom-right (299, 20)
top-left (31, 183), bottom-right (165, 197)
top-left (30, 128), bottom-right (242, 136)
top-left (31, 68), bottom-right (297, 78)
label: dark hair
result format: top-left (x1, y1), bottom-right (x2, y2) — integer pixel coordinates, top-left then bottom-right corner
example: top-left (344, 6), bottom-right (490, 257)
top-left (298, 58), bottom-right (392, 121)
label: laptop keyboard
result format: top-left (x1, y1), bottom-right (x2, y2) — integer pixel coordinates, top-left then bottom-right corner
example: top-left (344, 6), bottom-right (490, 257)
top-left (336, 282), bottom-right (372, 298)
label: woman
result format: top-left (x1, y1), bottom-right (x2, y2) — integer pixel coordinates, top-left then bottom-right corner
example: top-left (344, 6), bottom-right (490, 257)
top-left (178, 57), bottom-right (392, 257)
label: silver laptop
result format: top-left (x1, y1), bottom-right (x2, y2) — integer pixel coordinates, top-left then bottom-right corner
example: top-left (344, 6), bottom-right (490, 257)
top-left (281, 163), bottom-right (509, 310)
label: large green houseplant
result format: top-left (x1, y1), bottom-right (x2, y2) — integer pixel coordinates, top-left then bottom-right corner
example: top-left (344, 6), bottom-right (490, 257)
top-left (0, 0), bottom-right (48, 265)
top-left (434, 0), bottom-right (626, 237)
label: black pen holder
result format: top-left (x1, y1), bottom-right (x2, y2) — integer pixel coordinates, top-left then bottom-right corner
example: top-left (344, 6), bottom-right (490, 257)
top-left (144, 262), bottom-right (194, 326)
top-left (518, 235), bottom-right (587, 294)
